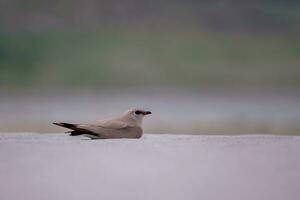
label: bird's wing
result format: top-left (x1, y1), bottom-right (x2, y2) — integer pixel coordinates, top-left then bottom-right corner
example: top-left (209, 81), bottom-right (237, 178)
top-left (53, 120), bottom-right (135, 138)
top-left (95, 119), bottom-right (129, 129)
top-left (77, 122), bottom-right (136, 138)
top-left (77, 119), bottom-right (129, 133)
top-left (77, 124), bottom-right (142, 139)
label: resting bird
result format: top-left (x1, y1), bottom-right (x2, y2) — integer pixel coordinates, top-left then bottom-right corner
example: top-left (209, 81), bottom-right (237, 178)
top-left (53, 108), bottom-right (151, 139)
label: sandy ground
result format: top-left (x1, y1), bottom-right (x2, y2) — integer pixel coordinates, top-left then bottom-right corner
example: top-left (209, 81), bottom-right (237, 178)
top-left (0, 133), bottom-right (300, 200)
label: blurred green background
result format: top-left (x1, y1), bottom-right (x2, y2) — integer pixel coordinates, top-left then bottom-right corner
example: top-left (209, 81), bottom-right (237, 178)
top-left (0, 0), bottom-right (300, 134)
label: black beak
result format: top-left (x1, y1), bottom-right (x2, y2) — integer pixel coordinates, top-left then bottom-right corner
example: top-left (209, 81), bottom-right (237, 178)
top-left (143, 111), bottom-right (152, 115)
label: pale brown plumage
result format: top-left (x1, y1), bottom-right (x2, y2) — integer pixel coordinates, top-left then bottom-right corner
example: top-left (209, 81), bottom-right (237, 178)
top-left (53, 109), bottom-right (151, 139)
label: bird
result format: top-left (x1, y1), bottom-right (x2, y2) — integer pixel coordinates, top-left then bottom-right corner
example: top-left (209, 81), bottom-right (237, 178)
top-left (53, 108), bottom-right (152, 139)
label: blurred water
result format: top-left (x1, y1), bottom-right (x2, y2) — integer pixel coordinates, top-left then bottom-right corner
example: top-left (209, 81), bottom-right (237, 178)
top-left (0, 88), bottom-right (299, 134)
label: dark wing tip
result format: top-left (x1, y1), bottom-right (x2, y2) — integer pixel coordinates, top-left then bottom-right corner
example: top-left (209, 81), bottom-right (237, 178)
top-left (53, 122), bottom-right (63, 126)
top-left (53, 122), bottom-right (77, 129)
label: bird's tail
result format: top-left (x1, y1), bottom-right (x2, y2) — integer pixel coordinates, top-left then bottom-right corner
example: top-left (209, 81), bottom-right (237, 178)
top-left (53, 122), bottom-right (78, 130)
top-left (66, 130), bottom-right (84, 136)
top-left (53, 122), bottom-right (96, 137)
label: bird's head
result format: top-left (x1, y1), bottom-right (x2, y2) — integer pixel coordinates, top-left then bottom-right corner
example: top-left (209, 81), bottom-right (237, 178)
top-left (123, 108), bottom-right (152, 126)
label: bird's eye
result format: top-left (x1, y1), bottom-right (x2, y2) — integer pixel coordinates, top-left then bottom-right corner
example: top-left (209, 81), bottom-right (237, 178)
top-left (135, 111), bottom-right (142, 115)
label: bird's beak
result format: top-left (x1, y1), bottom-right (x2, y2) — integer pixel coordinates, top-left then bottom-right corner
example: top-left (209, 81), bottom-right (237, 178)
top-left (143, 111), bottom-right (152, 115)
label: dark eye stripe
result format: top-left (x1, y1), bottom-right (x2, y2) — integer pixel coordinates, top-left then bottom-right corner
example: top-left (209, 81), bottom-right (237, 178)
top-left (135, 111), bottom-right (142, 115)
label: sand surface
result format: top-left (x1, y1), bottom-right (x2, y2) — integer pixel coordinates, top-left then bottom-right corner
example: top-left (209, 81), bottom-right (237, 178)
top-left (0, 133), bottom-right (299, 200)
